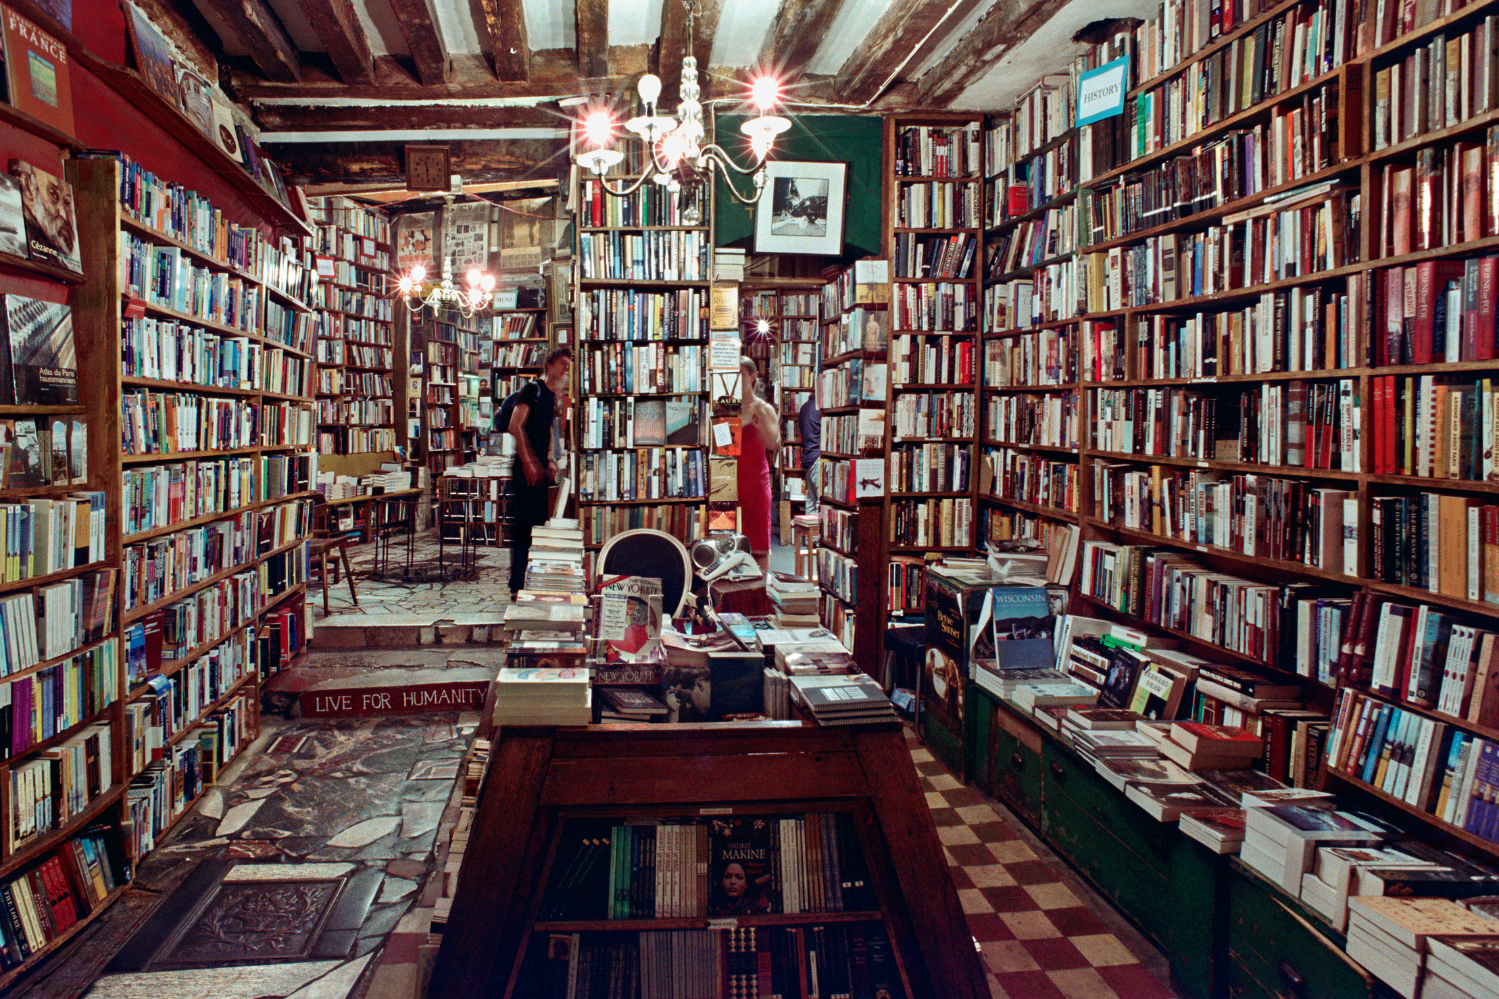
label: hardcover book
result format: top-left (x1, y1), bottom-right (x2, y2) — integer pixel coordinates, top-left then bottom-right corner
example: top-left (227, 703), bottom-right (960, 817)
top-left (10, 161), bottom-right (80, 272)
top-left (707, 817), bottom-right (779, 916)
top-left (632, 398), bottom-right (666, 447)
top-left (0, 175), bottom-right (26, 258)
top-left (0, 6), bottom-right (72, 137)
top-left (0, 295), bottom-right (73, 404)
top-left (7, 418), bottom-right (43, 488)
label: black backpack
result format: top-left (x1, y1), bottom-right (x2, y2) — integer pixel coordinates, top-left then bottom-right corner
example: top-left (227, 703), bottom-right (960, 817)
top-left (494, 381), bottom-right (531, 436)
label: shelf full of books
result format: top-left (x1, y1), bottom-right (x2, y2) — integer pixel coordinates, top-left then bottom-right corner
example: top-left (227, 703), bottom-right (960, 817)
top-left (815, 263), bottom-right (891, 669)
top-left (989, 0), bottom-right (1499, 869)
top-left (309, 198), bottom-right (395, 458)
top-left (743, 284), bottom-right (821, 507)
top-left (573, 168), bottom-right (709, 550)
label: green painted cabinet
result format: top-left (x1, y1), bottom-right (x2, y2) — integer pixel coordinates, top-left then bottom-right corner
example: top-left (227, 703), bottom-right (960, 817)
top-left (1224, 862), bottom-right (1380, 999)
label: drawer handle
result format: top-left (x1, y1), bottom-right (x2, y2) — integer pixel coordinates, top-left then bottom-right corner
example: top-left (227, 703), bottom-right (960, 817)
top-left (1278, 959), bottom-right (1305, 995)
top-left (1048, 761), bottom-right (1065, 781)
top-left (1010, 752), bottom-right (1024, 770)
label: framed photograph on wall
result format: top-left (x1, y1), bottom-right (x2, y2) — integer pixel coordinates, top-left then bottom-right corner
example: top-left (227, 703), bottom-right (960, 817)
top-left (753, 161), bottom-right (847, 256)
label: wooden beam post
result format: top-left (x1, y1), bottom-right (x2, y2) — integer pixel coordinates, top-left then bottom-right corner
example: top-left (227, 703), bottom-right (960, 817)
top-left (196, 0), bottom-right (301, 83)
top-left (575, 0), bottom-right (609, 80)
top-left (479, 0), bottom-right (531, 81)
top-left (297, 0), bottom-right (377, 85)
top-left (915, 0), bottom-right (1073, 107)
top-left (757, 0), bottom-right (848, 81)
top-left (832, 0), bottom-right (971, 106)
top-left (387, 0), bottom-right (452, 85)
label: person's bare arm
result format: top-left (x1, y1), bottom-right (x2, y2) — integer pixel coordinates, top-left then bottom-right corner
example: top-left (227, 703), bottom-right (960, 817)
top-left (508, 403), bottom-right (545, 486)
top-left (759, 400), bottom-right (781, 453)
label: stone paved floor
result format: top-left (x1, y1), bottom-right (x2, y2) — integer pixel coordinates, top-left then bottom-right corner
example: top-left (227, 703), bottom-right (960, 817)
top-left (314, 533), bottom-right (510, 626)
top-left (14, 712), bottom-right (478, 999)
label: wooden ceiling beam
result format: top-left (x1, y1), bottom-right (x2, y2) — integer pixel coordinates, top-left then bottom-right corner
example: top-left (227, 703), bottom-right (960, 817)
top-left (479, 0), bottom-right (531, 81)
top-left (575, 0), bottom-right (608, 80)
top-left (197, 0), bottom-right (301, 83)
top-left (253, 103), bottom-right (565, 133)
top-left (387, 0), bottom-right (452, 85)
top-left (832, 0), bottom-right (975, 105)
top-left (234, 53), bottom-right (585, 100)
top-left (757, 0), bottom-right (848, 81)
top-left (916, 0), bottom-right (1073, 106)
top-left (266, 137), bottom-right (570, 186)
top-left (297, 0), bottom-right (377, 85)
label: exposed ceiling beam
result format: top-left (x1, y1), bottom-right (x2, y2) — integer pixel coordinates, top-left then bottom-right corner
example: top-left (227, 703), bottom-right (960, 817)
top-left (832, 0), bottom-right (981, 106)
top-left (235, 53), bottom-right (583, 100)
top-left (478, 0), bottom-right (531, 81)
top-left (252, 103), bottom-right (566, 133)
top-left (267, 137), bottom-right (569, 186)
top-left (196, 0), bottom-right (301, 83)
top-left (297, 0), bottom-right (377, 85)
top-left (311, 178), bottom-right (560, 201)
top-left (387, 0), bottom-right (452, 85)
top-left (916, 0), bottom-right (1071, 106)
top-left (575, 0), bottom-right (608, 80)
top-left (757, 0), bottom-right (848, 81)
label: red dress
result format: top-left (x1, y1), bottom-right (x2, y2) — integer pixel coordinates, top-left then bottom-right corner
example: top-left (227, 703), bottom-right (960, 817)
top-left (737, 418), bottom-right (773, 553)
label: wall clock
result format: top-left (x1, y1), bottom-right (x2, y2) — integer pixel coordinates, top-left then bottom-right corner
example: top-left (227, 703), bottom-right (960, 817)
top-left (405, 145), bottom-right (451, 192)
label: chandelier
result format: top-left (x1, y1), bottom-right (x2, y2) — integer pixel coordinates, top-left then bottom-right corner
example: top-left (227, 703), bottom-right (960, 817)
top-left (572, 0), bottom-right (790, 219)
top-left (397, 257), bottom-right (496, 319)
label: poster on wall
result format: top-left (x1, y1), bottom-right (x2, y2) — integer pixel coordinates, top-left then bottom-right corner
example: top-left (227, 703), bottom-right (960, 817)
top-left (443, 202), bottom-right (490, 273)
top-left (397, 213), bottom-right (435, 276)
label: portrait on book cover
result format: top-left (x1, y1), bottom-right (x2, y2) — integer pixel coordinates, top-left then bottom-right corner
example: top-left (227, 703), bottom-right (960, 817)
top-left (754, 161), bottom-right (846, 255)
top-left (708, 818), bottom-right (779, 916)
top-left (11, 161), bottom-right (80, 272)
top-left (662, 664), bottom-right (710, 723)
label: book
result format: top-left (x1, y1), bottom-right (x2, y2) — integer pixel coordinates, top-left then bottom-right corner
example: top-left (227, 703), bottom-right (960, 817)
top-left (1170, 723), bottom-right (1264, 757)
top-left (0, 174), bottom-right (25, 259)
top-left (9, 160), bottom-right (79, 272)
top-left (123, 2), bottom-right (178, 107)
top-left (0, 295), bottom-right (73, 406)
top-left (0, 7), bottom-right (73, 137)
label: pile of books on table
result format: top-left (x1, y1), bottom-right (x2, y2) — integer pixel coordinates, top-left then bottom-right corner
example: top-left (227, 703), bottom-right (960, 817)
top-left (1346, 897), bottom-right (1499, 999)
top-left (765, 571), bottom-right (820, 628)
top-left (492, 665), bottom-right (591, 726)
top-left (788, 673), bottom-right (897, 726)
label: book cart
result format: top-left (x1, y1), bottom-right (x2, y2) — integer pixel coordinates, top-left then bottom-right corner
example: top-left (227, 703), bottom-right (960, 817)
top-left (428, 721), bottom-right (989, 999)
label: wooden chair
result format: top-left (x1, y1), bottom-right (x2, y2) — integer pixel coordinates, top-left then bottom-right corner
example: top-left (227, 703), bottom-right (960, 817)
top-left (310, 495), bottom-right (359, 614)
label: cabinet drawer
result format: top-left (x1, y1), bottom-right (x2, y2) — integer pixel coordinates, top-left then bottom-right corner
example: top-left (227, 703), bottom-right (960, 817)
top-left (1041, 742), bottom-right (1174, 877)
top-left (1040, 746), bottom-right (1173, 949)
top-left (1226, 865), bottom-right (1378, 999)
top-left (991, 719), bottom-right (1042, 826)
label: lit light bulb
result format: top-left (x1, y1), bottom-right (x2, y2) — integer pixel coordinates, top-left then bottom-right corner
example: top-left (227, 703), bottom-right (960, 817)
top-left (583, 110), bottom-right (614, 148)
top-left (411, 264), bottom-right (426, 282)
top-left (750, 74), bottom-right (780, 111)
top-left (398, 276), bottom-right (413, 294)
top-left (661, 132), bottom-right (687, 165)
top-left (481, 275), bottom-right (496, 292)
top-left (467, 268), bottom-right (482, 286)
top-left (751, 131), bottom-right (773, 160)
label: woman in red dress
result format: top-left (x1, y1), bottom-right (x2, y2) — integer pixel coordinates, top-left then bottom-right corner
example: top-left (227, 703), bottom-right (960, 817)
top-left (736, 357), bottom-right (780, 557)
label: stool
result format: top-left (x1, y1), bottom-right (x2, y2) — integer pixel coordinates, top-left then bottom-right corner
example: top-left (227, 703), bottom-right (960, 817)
top-left (791, 513), bottom-right (819, 579)
top-left (309, 536), bottom-right (359, 614)
top-left (883, 624), bottom-right (926, 706)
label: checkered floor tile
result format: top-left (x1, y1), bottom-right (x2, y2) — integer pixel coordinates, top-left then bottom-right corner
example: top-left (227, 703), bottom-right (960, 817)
top-left (905, 730), bottom-right (1181, 999)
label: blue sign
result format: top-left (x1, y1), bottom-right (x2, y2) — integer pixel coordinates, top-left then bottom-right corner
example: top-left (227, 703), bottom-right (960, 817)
top-left (1076, 56), bottom-right (1130, 127)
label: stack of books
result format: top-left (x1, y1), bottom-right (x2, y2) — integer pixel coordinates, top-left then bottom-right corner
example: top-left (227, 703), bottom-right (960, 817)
top-left (1300, 843), bottom-right (1451, 931)
top-left (1426, 935), bottom-right (1499, 999)
top-left (492, 666), bottom-right (592, 726)
top-left (1346, 897), bottom-right (1499, 999)
top-left (1177, 808), bottom-right (1247, 854)
top-left (1241, 801), bottom-right (1387, 896)
top-left (1070, 727), bottom-right (1160, 761)
top-left (502, 593), bottom-right (587, 633)
top-left (1155, 723), bottom-right (1264, 770)
top-left (765, 571), bottom-right (820, 627)
top-left (598, 687), bottom-right (668, 724)
top-left (713, 247), bottom-right (745, 282)
top-left (788, 674), bottom-right (898, 726)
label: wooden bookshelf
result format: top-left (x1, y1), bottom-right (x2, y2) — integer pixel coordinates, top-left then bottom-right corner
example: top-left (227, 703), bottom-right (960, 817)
top-left (572, 162), bottom-right (710, 550)
top-left (429, 723), bottom-right (989, 999)
top-left (312, 198), bottom-right (397, 462)
top-left (742, 283), bottom-right (821, 515)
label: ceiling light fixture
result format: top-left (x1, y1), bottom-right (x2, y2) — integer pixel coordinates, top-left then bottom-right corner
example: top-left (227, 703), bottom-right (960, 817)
top-left (398, 257), bottom-right (496, 319)
top-left (572, 0), bottom-right (791, 221)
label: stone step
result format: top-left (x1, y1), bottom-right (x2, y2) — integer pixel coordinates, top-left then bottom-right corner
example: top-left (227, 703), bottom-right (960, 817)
top-left (264, 651), bottom-right (501, 719)
top-left (310, 614), bottom-right (508, 649)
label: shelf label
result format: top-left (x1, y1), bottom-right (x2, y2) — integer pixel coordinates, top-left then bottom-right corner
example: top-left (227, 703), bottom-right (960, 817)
top-left (1197, 461), bottom-right (1208, 467)
top-left (1078, 57), bottom-right (1130, 126)
top-left (1196, 545), bottom-right (1207, 552)
top-left (707, 918), bottom-right (738, 930)
top-left (699, 806), bottom-right (734, 815)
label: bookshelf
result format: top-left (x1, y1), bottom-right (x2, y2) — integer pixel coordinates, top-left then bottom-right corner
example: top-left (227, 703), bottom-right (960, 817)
top-left (815, 266), bottom-right (889, 668)
top-left (573, 170), bottom-right (710, 550)
top-left (59, 153), bottom-right (315, 962)
top-left (979, 0), bottom-right (1499, 863)
top-left (884, 115), bottom-right (985, 626)
top-left (424, 335), bottom-right (460, 476)
top-left (311, 199), bottom-right (396, 460)
top-left (490, 304), bottom-right (549, 427)
top-left (428, 723), bottom-right (990, 999)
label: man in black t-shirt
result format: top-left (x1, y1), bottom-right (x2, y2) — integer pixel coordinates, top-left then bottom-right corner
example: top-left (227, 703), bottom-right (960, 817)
top-left (506, 346), bottom-right (572, 596)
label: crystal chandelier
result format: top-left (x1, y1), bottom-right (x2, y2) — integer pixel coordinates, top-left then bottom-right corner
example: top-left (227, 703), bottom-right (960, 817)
top-left (572, 0), bottom-right (790, 220)
top-left (397, 256), bottom-right (496, 319)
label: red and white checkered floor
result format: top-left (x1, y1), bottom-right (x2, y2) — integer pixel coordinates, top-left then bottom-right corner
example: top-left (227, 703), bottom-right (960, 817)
top-left (905, 729), bottom-right (1181, 999)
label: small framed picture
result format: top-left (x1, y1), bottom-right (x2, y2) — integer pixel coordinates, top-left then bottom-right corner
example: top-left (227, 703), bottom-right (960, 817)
top-left (753, 161), bottom-right (847, 256)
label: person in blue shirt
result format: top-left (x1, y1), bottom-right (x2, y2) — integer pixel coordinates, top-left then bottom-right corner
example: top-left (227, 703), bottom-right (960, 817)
top-left (798, 382), bottom-right (821, 515)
